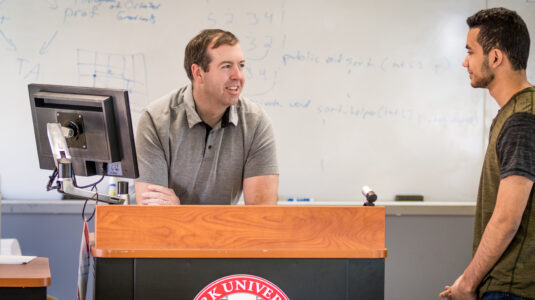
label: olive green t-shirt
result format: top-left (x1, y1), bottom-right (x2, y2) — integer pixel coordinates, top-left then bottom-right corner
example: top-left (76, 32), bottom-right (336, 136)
top-left (475, 87), bottom-right (535, 298)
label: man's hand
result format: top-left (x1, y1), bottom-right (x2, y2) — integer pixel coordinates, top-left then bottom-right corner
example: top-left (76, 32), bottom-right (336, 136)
top-left (439, 285), bottom-right (452, 299)
top-left (136, 182), bottom-right (180, 205)
top-left (439, 275), bottom-right (476, 300)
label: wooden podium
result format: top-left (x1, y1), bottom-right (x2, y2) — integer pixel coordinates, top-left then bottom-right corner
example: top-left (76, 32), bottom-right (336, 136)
top-left (91, 205), bottom-right (387, 299)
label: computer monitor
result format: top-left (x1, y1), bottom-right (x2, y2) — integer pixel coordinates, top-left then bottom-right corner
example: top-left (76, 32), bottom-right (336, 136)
top-left (28, 83), bottom-right (139, 179)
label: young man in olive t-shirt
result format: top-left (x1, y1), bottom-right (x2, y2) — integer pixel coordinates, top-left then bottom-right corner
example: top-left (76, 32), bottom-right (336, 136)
top-left (440, 8), bottom-right (535, 300)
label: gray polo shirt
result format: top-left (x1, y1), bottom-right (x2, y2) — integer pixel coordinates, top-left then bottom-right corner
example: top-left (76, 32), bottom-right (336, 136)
top-left (135, 84), bottom-right (279, 205)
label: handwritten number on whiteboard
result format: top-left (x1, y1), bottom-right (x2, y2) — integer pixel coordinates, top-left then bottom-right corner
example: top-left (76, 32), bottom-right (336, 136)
top-left (264, 12), bottom-right (274, 24)
top-left (207, 12), bottom-right (216, 25)
top-left (245, 67), bottom-right (253, 80)
top-left (246, 36), bottom-right (257, 51)
top-left (224, 12), bottom-right (233, 24)
top-left (246, 12), bottom-right (258, 25)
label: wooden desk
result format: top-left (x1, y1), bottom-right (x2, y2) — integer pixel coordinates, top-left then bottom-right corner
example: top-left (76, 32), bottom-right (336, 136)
top-left (0, 257), bottom-right (51, 300)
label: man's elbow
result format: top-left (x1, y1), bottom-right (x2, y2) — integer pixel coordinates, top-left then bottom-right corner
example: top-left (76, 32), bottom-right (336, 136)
top-left (493, 214), bottom-right (522, 239)
top-left (245, 194), bottom-right (277, 205)
top-left (243, 175), bottom-right (279, 205)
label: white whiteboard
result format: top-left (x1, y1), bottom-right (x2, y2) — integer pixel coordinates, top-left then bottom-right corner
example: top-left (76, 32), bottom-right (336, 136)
top-left (0, 0), bottom-right (534, 201)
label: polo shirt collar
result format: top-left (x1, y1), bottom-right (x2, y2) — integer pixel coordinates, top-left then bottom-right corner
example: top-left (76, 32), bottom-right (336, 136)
top-left (183, 83), bottom-right (239, 129)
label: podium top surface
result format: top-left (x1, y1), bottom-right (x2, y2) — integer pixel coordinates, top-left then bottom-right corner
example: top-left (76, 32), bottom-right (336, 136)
top-left (0, 257), bottom-right (51, 287)
top-left (92, 205), bottom-right (387, 259)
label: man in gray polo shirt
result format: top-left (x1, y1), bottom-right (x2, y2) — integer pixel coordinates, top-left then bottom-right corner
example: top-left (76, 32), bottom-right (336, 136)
top-left (134, 29), bottom-right (279, 205)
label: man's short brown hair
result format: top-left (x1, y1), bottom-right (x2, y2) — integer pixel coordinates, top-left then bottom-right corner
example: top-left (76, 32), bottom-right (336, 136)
top-left (184, 29), bottom-right (239, 81)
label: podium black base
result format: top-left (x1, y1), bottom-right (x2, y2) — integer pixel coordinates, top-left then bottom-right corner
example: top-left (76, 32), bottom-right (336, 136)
top-left (94, 257), bottom-right (384, 300)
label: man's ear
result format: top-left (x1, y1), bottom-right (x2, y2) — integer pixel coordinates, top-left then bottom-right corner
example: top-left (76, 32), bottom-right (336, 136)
top-left (488, 48), bottom-right (504, 69)
top-left (191, 64), bottom-right (204, 83)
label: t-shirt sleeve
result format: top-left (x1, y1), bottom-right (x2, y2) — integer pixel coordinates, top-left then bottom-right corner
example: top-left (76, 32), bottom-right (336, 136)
top-left (134, 110), bottom-right (169, 186)
top-left (243, 110), bottom-right (279, 178)
top-left (497, 112), bottom-right (535, 182)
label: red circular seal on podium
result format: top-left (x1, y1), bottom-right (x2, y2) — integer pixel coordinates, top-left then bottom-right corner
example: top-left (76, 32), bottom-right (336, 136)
top-left (194, 274), bottom-right (289, 300)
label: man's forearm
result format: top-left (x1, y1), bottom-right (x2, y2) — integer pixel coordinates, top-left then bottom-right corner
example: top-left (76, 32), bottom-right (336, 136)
top-left (459, 175), bottom-right (532, 292)
top-left (460, 216), bottom-right (519, 291)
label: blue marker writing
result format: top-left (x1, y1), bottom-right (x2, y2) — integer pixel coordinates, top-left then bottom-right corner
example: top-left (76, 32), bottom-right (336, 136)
top-left (288, 198), bottom-right (313, 202)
